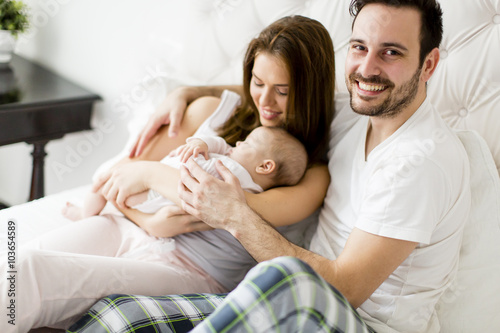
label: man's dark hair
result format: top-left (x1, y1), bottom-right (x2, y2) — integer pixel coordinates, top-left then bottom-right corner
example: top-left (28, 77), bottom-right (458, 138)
top-left (349, 0), bottom-right (443, 66)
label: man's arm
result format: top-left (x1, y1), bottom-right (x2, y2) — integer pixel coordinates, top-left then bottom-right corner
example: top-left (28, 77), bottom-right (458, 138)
top-left (232, 211), bottom-right (416, 308)
top-left (179, 159), bottom-right (417, 308)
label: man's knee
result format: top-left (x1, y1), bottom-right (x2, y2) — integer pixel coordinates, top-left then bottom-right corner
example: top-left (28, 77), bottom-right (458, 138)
top-left (243, 257), bottom-right (321, 293)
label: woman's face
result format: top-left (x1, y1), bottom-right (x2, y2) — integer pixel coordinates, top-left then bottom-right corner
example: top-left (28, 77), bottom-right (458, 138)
top-left (250, 53), bottom-right (290, 127)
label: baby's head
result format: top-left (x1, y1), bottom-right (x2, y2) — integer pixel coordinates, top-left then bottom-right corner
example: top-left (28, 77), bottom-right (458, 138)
top-left (229, 126), bottom-right (308, 190)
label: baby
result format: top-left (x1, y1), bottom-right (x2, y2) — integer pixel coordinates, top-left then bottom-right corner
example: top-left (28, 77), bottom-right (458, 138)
top-left (63, 126), bottom-right (308, 234)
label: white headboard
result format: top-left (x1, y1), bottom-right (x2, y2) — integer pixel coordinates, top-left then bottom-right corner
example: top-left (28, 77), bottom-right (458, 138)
top-left (157, 0), bottom-right (500, 175)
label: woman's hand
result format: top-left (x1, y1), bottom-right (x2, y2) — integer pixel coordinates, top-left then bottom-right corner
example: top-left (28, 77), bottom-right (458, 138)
top-left (93, 161), bottom-right (154, 209)
top-left (129, 87), bottom-right (192, 158)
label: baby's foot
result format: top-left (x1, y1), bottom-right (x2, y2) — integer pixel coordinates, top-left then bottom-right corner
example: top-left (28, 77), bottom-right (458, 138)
top-left (62, 202), bottom-right (83, 221)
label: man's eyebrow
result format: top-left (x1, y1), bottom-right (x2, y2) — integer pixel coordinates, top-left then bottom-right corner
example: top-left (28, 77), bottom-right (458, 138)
top-left (349, 38), bottom-right (409, 52)
top-left (349, 38), bottom-right (365, 44)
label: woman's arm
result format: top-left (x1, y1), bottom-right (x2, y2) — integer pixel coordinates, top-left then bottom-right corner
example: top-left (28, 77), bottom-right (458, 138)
top-left (132, 96), bottom-right (223, 162)
top-left (130, 85), bottom-right (243, 157)
top-left (120, 205), bottom-right (213, 238)
top-left (94, 96), bottom-right (224, 208)
top-left (245, 164), bottom-right (330, 226)
top-left (95, 161), bottom-right (182, 209)
top-left (96, 161), bottom-right (214, 238)
top-left (97, 161), bottom-right (329, 229)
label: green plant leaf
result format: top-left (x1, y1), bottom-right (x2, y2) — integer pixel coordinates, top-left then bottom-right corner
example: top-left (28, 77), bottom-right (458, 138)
top-left (0, 0), bottom-right (29, 36)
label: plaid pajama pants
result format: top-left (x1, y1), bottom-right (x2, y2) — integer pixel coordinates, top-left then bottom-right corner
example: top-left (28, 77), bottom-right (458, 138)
top-left (68, 257), bottom-right (374, 333)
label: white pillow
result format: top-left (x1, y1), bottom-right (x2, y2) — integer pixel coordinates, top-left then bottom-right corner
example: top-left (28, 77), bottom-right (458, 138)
top-left (436, 130), bottom-right (500, 332)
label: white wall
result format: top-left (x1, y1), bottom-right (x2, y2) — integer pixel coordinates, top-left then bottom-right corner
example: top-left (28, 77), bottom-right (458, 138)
top-left (0, 0), bottom-right (189, 205)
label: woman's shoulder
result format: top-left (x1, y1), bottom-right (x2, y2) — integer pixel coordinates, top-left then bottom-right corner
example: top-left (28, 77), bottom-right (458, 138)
top-left (194, 89), bottom-right (242, 137)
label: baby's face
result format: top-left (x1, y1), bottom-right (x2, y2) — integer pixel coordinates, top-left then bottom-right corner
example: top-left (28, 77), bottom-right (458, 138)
top-left (229, 127), bottom-right (270, 171)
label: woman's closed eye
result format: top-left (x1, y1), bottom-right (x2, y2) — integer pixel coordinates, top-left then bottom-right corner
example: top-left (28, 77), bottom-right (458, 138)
top-left (253, 77), bottom-right (264, 87)
top-left (276, 88), bottom-right (288, 96)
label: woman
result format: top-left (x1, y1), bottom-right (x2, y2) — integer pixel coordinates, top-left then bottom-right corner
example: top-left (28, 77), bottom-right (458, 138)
top-left (98, 15), bottom-right (335, 231)
top-left (2, 15), bottom-right (335, 332)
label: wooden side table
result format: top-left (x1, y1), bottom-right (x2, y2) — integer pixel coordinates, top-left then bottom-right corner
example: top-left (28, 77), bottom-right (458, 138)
top-left (0, 55), bottom-right (101, 201)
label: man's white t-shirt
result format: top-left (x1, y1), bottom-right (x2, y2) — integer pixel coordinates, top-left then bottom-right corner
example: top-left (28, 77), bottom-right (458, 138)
top-left (310, 95), bottom-right (471, 333)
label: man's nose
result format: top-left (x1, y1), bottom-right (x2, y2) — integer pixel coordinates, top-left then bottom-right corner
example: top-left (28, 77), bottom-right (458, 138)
top-left (358, 51), bottom-right (382, 78)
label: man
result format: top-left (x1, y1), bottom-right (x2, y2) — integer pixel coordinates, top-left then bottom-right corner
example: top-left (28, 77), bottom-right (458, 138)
top-left (176, 1), bottom-right (469, 332)
top-left (72, 1), bottom-right (470, 332)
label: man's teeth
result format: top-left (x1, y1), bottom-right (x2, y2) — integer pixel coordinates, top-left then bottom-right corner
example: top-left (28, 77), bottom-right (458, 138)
top-left (358, 82), bottom-right (386, 91)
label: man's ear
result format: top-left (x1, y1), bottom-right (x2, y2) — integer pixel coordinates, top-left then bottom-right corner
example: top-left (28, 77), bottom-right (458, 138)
top-left (256, 160), bottom-right (276, 175)
top-left (421, 47), bottom-right (440, 83)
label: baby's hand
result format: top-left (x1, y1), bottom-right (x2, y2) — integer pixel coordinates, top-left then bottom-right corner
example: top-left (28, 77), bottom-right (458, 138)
top-left (174, 138), bottom-right (209, 163)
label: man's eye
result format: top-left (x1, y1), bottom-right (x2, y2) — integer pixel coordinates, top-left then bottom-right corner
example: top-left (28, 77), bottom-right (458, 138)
top-left (385, 50), bottom-right (400, 56)
top-left (352, 45), bottom-right (366, 51)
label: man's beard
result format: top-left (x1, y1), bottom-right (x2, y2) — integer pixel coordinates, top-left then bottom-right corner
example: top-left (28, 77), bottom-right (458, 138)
top-left (346, 66), bottom-right (422, 118)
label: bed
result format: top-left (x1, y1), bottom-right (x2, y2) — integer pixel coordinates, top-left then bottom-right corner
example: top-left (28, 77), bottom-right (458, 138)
top-left (1, 0), bottom-right (500, 331)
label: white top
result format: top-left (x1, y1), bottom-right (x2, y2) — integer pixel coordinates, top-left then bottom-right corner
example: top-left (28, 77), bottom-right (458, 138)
top-left (310, 95), bottom-right (471, 333)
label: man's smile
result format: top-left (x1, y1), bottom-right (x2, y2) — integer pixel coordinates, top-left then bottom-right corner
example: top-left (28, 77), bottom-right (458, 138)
top-left (358, 81), bottom-right (388, 92)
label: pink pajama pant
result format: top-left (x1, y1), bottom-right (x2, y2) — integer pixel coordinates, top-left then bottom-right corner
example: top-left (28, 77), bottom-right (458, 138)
top-left (0, 214), bottom-right (225, 333)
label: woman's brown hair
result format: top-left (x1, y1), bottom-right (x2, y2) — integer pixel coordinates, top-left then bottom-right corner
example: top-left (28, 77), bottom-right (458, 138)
top-left (217, 15), bottom-right (335, 164)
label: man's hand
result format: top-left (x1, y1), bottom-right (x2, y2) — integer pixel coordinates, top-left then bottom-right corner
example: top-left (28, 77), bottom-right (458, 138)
top-left (178, 158), bottom-right (249, 232)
